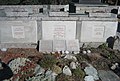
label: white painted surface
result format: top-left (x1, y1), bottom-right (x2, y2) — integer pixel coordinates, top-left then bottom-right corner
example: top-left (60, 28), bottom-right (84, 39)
top-left (89, 13), bottom-right (111, 18)
top-left (12, 26), bottom-right (25, 38)
top-left (39, 40), bottom-right (53, 52)
top-left (42, 21), bottom-right (76, 40)
top-left (0, 21), bottom-right (37, 43)
top-left (53, 40), bottom-right (66, 51)
top-left (49, 12), bottom-right (68, 17)
top-left (6, 12), bottom-right (28, 16)
top-left (80, 21), bottom-right (118, 42)
top-left (66, 39), bottom-right (80, 52)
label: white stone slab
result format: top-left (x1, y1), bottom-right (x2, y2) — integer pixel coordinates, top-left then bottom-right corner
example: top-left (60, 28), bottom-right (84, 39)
top-left (39, 40), bottom-right (53, 52)
top-left (49, 12), bottom-right (69, 17)
top-left (0, 21), bottom-right (37, 43)
top-left (89, 13), bottom-right (111, 18)
top-left (6, 12), bottom-right (28, 16)
top-left (42, 21), bottom-right (76, 40)
top-left (92, 26), bottom-right (104, 38)
top-left (80, 21), bottom-right (118, 42)
top-left (66, 39), bottom-right (80, 52)
top-left (53, 40), bottom-right (66, 51)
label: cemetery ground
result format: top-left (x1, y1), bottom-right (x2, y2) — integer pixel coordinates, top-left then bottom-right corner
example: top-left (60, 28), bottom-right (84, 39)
top-left (0, 43), bottom-right (120, 81)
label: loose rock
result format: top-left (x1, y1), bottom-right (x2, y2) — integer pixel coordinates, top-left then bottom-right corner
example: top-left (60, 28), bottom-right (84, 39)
top-left (51, 65), bottom-right (62, 74)
top-left (83, 51), bottom-right (87, 54)
top-left (70, 62), bottom-right (76, 69)
top-left (87, 50), bottom-right (91, 54)
top-left (84, 75), bottom-right (94, 81)
top-left (64, 55), bottom-right (77, 61)
top-left (63, 65), bottom-right (72, 76)
top-left (84, 64), bottom-right (99, 80)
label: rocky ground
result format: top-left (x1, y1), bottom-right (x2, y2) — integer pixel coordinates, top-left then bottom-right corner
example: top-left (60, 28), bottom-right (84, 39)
top-left (0, 43), bottom-right (120, 81)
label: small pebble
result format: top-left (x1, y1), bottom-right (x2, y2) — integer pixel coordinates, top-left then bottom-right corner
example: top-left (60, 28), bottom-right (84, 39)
top-left (87, 50), bottom-right (91, 53)
top-left (83, 51), bottom-right (87, 54)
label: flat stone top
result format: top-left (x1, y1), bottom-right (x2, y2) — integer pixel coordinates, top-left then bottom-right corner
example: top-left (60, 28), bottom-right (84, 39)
top-left (66, 40), bottom-right (80, 52)
top-left (79, 0), bottom-right (101, 4)
top-left (39, 40), bottom-right (53, 52)
top-left (0, 16), bottom-right (117, 21)
top-left (74, 3), bottom-right (108, 7)
top-left (98, 70), bottom-right (120, 81)
top-left (53, 40), bottom-right (66, 51)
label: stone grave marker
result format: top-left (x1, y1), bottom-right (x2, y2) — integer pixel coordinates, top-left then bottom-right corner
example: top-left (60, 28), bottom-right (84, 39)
top-left (39, 40), bottom-right (53, 52)
top-left (66, 39), bottom-right (80, 52)
top-left (80, 21), bottom-right (118, 42)
top-left (0, 21), bottom-right (37, 48)
top-left (42, 21), bottom-right (76, 40)
top-left (98, 70), bottom-right (120, 81)
top-left (53, 40), bottom-right (66, 51)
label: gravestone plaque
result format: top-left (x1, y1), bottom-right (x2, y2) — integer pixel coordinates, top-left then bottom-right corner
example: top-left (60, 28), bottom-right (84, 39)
top-left (54, 25), bottom-right (66, 39)
top-left (98, 70), bottom-right (120, 81)
top-left (66, 39), bottom-right (80, 52)
top-left (0, 21), bottom-right (37, 43)
top-left (53, 40), bottom-right (66, 51)
top-left (80, 21), bottom-right (118, 42)
top-left (39, 40), bottom-right (53, 52)
top-left (42, 21), bottom-right (76, 40)
top-left (12, 26), bottom-right (25, 38)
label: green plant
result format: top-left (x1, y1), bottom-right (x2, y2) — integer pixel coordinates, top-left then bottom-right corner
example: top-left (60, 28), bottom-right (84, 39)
top-left (72, 67), bottom-right (85, 79)
top-left (56, 73), bottom-right (75, 81)
top-left (38, 54), bottom-right (57, 69)
top-left (98, 43), bottom-right (108, 49)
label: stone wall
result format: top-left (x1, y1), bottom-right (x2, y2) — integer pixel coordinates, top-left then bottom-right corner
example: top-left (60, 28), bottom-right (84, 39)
top-left (0, 5), bottom-right (119, 50)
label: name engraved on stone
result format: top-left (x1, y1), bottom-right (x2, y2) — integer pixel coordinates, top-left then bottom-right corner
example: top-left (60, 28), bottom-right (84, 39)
top-left (12, 26), bottom-right (25, 38)
top-left (42, 21), bottom-right (76, 40)
top-left (92, 26), bottom-right (105, 38)
top-left (54, 25), bottom-right (66, 39)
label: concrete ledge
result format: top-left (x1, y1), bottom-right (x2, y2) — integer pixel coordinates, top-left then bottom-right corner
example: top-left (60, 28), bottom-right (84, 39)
top-left (0, 43), bottom-right (37, 48)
